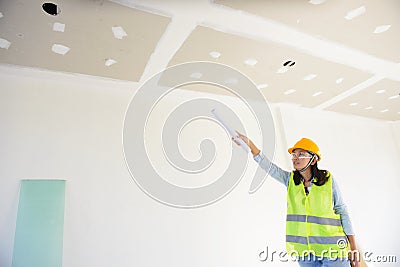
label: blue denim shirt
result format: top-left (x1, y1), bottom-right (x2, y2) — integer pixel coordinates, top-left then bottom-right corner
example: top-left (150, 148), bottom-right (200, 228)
top-left (254, 152), bottom-right (355, 235)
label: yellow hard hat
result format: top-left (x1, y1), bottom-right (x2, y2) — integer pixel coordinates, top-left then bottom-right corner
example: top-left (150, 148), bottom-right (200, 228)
top-left (288, 138), bottom-right (322, 161)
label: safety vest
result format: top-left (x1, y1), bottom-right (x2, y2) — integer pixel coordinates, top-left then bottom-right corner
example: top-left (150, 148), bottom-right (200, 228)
top-left (286, 172), bottom-right (348, 258)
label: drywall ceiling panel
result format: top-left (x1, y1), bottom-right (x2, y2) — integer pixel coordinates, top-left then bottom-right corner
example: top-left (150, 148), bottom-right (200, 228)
top-left (168, 26), bottom-right (371, 108)
top-left (214, 0), bottom-right (400, 62)
top-left (0, 0), bottom-right (170, 81)
top-left (327, 79), bottom-right (400, 121)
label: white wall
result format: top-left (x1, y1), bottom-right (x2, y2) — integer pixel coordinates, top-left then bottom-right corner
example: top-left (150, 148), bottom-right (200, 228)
top-left (391, 122), bottom-right (400, 156)
top-left (0, 65), bottom-right (399, 267)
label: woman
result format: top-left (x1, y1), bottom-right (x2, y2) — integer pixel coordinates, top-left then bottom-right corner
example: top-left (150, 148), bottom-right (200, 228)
top-left (233, 133), bottom-right (359, 267)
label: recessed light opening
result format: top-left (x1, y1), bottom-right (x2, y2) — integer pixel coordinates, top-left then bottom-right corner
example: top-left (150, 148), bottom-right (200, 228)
top-left (283, 60), bottom-right (295, 67)
top-left (42, 3), bottom-right (61, 16)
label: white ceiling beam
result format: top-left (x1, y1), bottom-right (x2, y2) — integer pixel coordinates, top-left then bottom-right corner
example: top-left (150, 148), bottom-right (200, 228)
top-left (314, 74), bottom-right (385, 110)
top-left (111, 0), bottom-right (207, 84)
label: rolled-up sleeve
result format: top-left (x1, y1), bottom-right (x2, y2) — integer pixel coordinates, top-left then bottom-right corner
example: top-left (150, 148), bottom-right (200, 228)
top-left (253, 152), bottom-right (290, 187)
top-left (332, 178), bottom-right (355, 235)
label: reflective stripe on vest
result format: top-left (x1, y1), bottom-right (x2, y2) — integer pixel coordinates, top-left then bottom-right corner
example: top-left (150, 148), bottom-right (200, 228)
top-left (286, 235), bottom-right (308, 245)
top-left (286, 172), bottom-right (348, 257)
top-left (286, 235), bottom-right (346, 245)
top-left (287, 214), bottom-right (342, 226)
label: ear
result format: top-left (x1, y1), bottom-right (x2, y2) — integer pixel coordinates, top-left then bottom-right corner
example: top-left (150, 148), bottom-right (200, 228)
top-left (310, 155), bottom-right (318, 165)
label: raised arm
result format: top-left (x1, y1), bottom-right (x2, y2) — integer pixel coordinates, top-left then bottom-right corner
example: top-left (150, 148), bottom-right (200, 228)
top-left (233, 131), bottom-right (290, 187)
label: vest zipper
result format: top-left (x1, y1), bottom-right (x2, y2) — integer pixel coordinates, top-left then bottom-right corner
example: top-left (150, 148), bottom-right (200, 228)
top-left (305, 193), bottom-right (311, 250)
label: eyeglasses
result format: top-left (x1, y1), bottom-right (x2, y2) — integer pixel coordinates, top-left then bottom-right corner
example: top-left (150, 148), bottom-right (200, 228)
top-left (291, 152), bottom-right (314, 159)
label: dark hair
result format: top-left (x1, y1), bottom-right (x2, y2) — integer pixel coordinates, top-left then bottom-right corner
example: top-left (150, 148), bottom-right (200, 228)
top-left (293, 162), bottom-right (330, 186)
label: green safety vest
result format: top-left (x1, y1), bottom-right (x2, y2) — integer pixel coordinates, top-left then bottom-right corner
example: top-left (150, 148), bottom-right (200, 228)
top-left (286, 172), bottom-right (349, 258)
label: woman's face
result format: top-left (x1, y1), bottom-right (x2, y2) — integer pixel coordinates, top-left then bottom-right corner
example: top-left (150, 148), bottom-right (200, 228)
top-left (291, 148), bottom-right (314, 170)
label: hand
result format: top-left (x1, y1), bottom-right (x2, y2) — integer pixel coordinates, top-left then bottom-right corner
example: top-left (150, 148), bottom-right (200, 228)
top-left (349, 250), bottom-right (361, 267)
top-left (231, 131), bottom-right (260, 156)
top-left (231, 131), bottom-right (247, 145)
top-left (347, 235), bottom-right (360, 267)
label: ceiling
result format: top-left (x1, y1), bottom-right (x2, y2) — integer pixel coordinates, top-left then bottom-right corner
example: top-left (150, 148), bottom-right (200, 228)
top-left (0, 0), bottom-right (399, 121)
